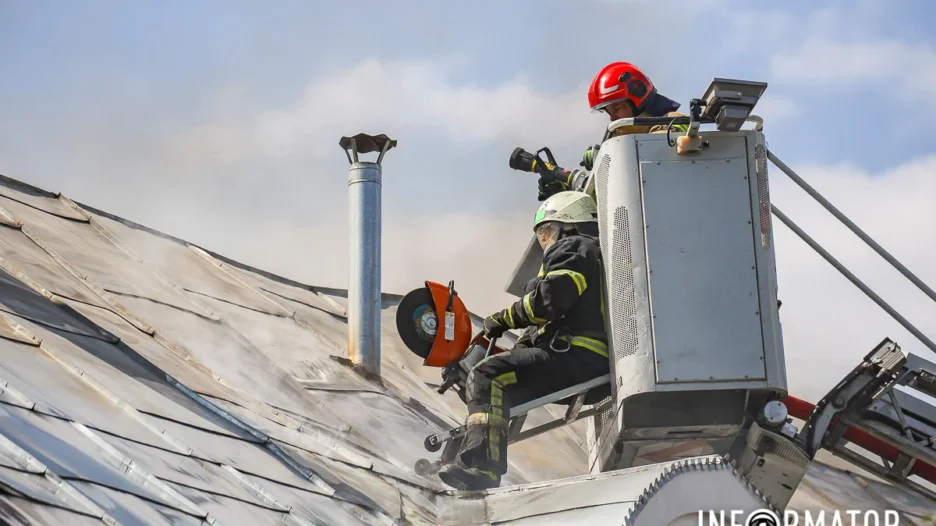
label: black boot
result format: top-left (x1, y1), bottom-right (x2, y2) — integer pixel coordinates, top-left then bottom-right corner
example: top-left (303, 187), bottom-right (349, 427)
top-left (438, 460), bottom-right (501, 491)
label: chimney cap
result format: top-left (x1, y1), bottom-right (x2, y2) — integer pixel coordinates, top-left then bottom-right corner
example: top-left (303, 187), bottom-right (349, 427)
top-left (340, 133), bottom-right (397, 164)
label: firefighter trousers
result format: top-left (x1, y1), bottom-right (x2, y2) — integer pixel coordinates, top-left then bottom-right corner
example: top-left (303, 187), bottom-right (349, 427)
top-left (456, 343), bottom-right (610, 480)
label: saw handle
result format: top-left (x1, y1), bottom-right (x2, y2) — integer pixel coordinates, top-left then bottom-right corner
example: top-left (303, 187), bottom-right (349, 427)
top-left (436, 336), bottom-right (498, 395)
top-left (484, 336), bottom-right (498, 359)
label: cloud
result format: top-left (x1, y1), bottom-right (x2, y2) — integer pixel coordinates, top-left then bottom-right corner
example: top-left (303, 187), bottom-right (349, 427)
top-left (228, 208), bottom-right (532, 318)
top-left (768, 153), bottom-right (936, 401)
top-left (168, 58), bottom-right (604, 167)
top-left (754, 94), bottom-right (801, 124)
top-left (770, 38), bottom-right (936, 111)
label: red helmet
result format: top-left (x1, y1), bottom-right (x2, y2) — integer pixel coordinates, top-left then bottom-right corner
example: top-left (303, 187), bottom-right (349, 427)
top-left (588, 62), bottom-right (657, 113)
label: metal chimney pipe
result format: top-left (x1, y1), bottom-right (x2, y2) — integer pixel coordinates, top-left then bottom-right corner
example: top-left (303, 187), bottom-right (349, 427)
top-left (339, 133), bottom-right (397, 376)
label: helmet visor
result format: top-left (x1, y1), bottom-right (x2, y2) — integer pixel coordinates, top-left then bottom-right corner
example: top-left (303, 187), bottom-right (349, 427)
top-left (536, 221), bottom-right (561, 251)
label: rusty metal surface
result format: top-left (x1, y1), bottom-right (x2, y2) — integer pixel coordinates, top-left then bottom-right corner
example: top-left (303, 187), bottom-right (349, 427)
top-left (0, 173), bottom-right (929, 525)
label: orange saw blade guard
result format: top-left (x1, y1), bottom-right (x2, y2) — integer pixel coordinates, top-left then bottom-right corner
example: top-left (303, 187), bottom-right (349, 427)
top-left (423, 280), bottom-right (473, 367)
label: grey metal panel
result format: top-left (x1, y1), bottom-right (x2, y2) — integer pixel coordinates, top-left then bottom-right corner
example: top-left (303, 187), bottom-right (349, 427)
top-left (200, 395), bottom-right (383, 470)
top-left (0, 465), bottom-right (80, 511)
top-left (233, 471), bottom-right (379, 526)
top-left (0, 293), bottom-right (247, 441)
top-left (0, 231), bottom-right (112, 317)
top-left (0, 404), bottom-right (184, 508)
top-left (0, 495), bottom-right (106, 526)
top-left (148, 416), bottom-right (329, 495)
top-left (69, 481), bottom-right (206, 526)
top-left (505, 235), bottom-right (542, 298)
top-left (635, 132), bottom-right (750, 160)
top-left (0, 181), bottom-right (89, 221)
top-left (653, 379), bottom-right (773, 392)
top-left (496, 503), bottom-right (635, 525)
top-left (591, 135), bottom-right (655, 471)
top-left (166, 482), bottom-right (292, 525)
top-left (93, 429), bottom-right (280, 506)
top-left (109, 295), bottom-right (315, 415)
top-left (748, 131), bottom-right (786, 392)
top-left (483, 466), bottom-right (664, 523)
top-left (223, 262), bottom-right (347, 318)
top-left (277, 446), bottom-right (405, 518)
top-left (0, 338), bottom-right (175, 447)
top-left (55, 296), bottom-right (244, 405)
top-left (0, 198), bottom-right (215, 320)
top-left (641, 158), bottom-right (766, 383)
top-left (84, 214), bottom-right (293, 317)
top-left (298, 389), bottom-right (443, 469)
top-left (0, 264), bottom-right (114, 341)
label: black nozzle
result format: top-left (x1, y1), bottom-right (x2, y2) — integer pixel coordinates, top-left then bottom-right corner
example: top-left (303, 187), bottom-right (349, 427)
top-left (509, 147), bottom-right (538, 173)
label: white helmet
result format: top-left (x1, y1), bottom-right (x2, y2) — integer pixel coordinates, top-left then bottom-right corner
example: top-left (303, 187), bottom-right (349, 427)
top-left (533, 191), bottom-right (598, 250)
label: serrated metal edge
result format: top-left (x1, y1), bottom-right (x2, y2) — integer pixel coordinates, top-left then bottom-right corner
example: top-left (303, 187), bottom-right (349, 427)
top-left (623, 455), bottom-right (781, 525)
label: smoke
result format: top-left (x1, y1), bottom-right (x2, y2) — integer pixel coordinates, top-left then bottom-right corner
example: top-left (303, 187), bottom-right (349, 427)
top-left (3, 4), bottom-right (935, 408)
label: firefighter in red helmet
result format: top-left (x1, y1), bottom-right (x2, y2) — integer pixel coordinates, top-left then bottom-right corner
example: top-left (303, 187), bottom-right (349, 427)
top-left (581, 62), bottom-right (688, 170)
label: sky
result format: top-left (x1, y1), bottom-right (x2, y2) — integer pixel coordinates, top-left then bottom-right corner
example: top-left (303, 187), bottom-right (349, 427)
top-left (2, 0), bottom-right (936, 402)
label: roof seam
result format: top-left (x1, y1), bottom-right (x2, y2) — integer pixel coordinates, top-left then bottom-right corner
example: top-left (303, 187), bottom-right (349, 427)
top-left (55, 194), bottom-right (93, 222)
top-left (0, 429), bottom-right (118, 524)
top-left (182, 287), bottom-right (292, 319)
top-left (162, 375), bottom-right (339, 497)
top-left (260, 286), bottom-right (346, 320)
top-left (59, 476), bottom-right (213, 521)
top-left (69, 421), bottom-right (213, 519)
top-left (0, 264), bottom-right (359, 519)
top-left (75, 415), bottom-right (353, 525)
top-left (18, 224), bottom-right (155, 334)
top-left (136, 409), bottom-right (263, 443)
top-left (0, 193), bottom-right (88, 223)
top-left (102, 288), bottom-right (220, 322)
top-left (0, 303), bottom-right (117, 342)
top-left (0, 491), bottom-right (105, 521)
top-left (1, 299), bottom-right (375, 523)
top-left (25, 334), bottom-right (195, 455)
top-left (192, 391), bottom-right (305, 431)
top-left (0, 174), bottom-right (59, 199)
top-left (0, 203), bottom-right (23, 228)
top-left (83, 214), bottom-right (221, 320)
top-left (157, 477), bottom-right (290, 514)
top-left (186, 244), bottom-right (296, 317)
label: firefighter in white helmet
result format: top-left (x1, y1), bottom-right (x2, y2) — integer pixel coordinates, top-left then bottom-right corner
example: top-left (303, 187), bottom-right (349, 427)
top-left (439, 191), bottom-right (610, 491)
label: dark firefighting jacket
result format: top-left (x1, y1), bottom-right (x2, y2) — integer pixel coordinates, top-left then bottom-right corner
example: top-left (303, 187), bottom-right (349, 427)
top-left (501, 233), bottom-right (607, 358)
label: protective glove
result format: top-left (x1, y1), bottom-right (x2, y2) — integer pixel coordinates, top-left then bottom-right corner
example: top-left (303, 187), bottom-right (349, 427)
top-left (482, 310), bottom-right (509, 339)
top-left (537, 179), bottom-right (568, 201)
top-left (580, 144), bottom-right (600, 171)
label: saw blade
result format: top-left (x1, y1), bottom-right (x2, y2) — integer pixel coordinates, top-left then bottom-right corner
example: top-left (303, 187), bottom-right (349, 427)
top-left (396, 287), bottom-right (438, 359)
top-left (623, 455), bottom-right (780, 525)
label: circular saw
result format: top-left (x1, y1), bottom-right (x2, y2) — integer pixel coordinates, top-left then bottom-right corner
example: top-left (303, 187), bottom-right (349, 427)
top-left (395, 281), bottom-right (473, 367)
top-left (396, 286), bottom-right (438, 360)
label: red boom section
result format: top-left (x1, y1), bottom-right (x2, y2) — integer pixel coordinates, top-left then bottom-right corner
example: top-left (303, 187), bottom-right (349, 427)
top-left (782, 395), bottom-right (936, 484)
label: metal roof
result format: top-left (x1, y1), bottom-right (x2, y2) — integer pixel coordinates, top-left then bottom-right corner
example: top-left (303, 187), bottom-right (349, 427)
top-left (0, 172), bottom-right (931, 525)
